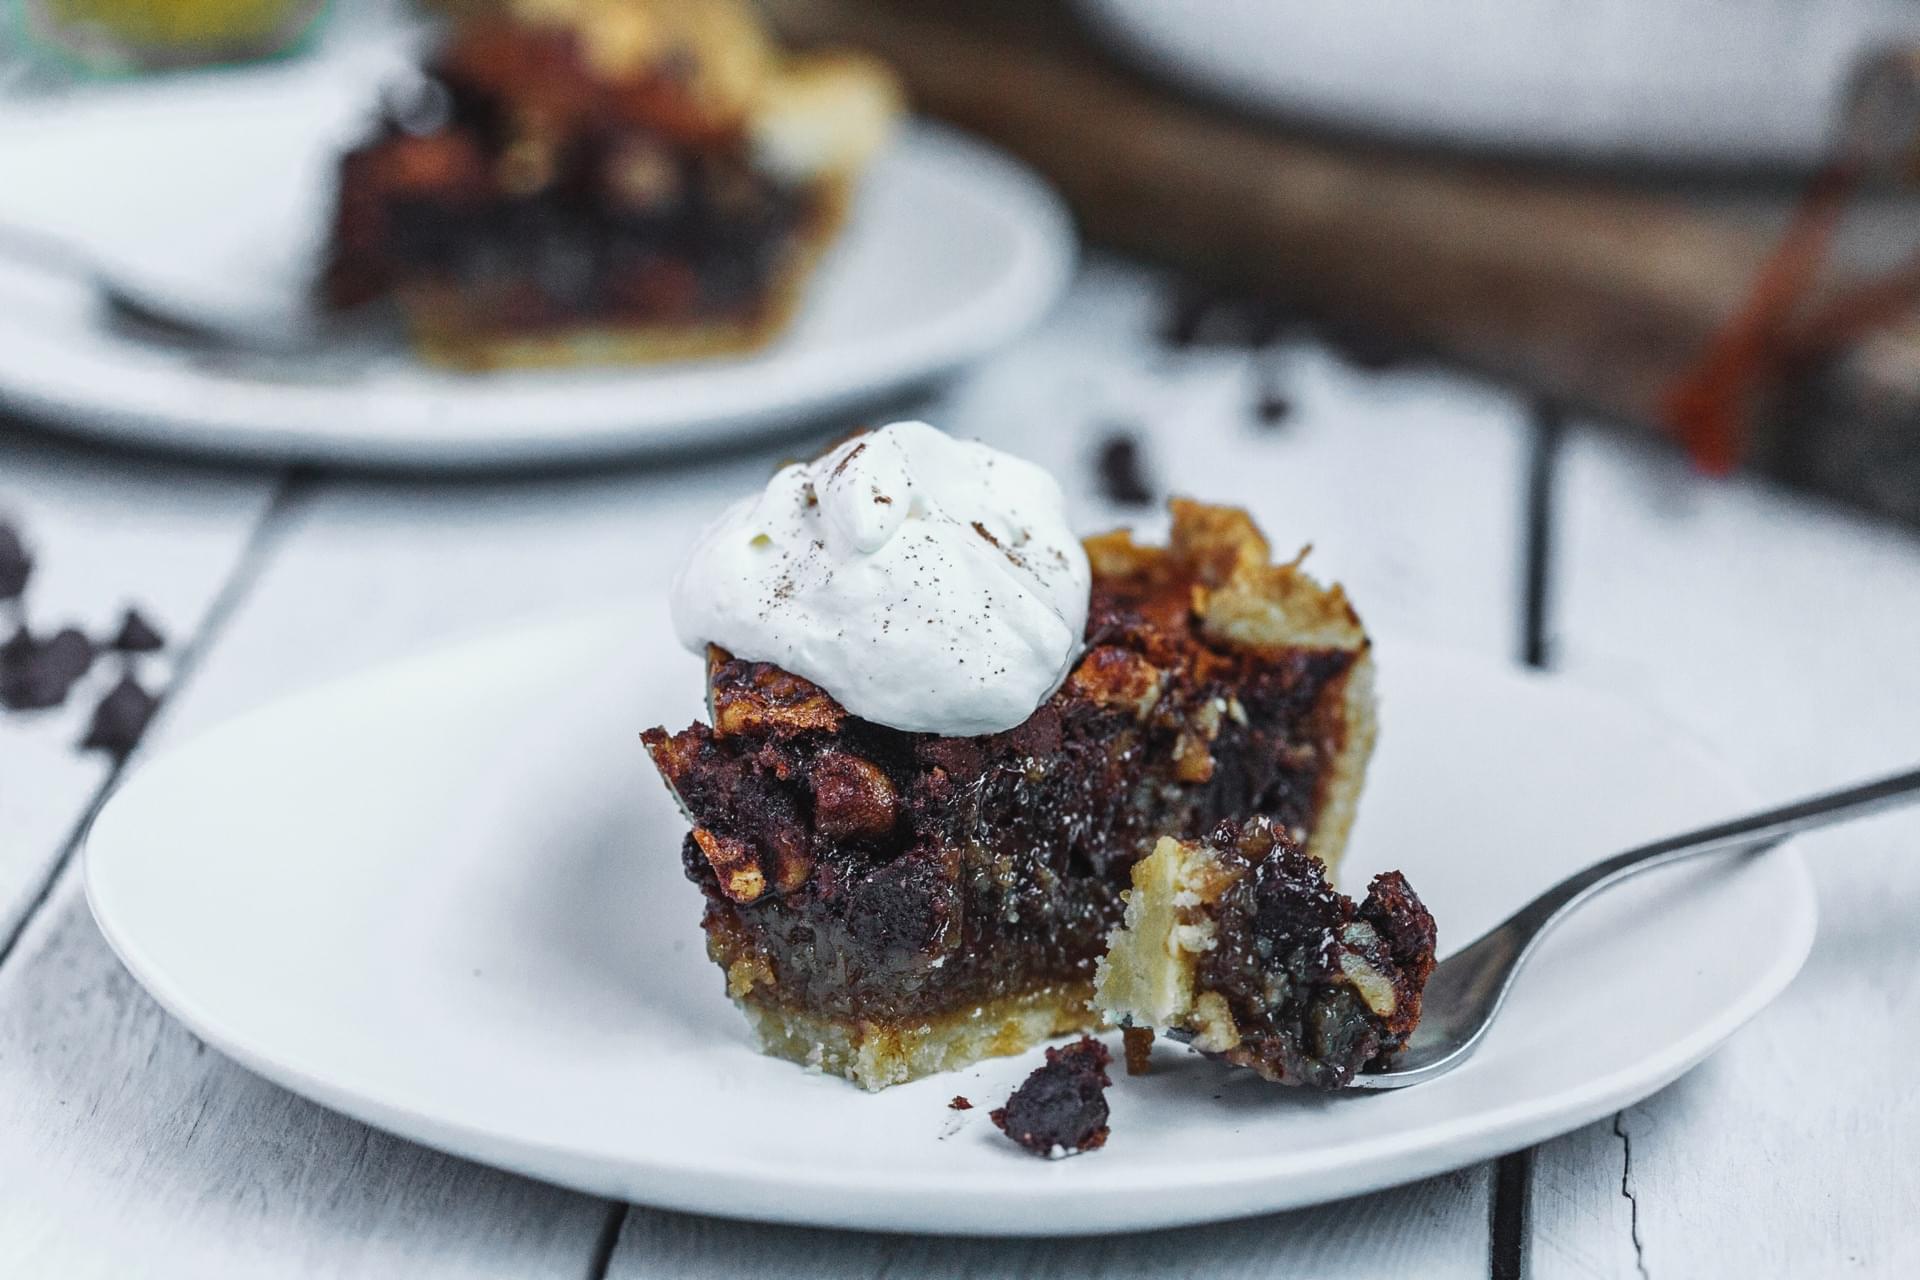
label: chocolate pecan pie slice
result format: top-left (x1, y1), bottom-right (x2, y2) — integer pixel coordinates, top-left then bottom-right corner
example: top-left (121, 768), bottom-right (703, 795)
top-left (1095, 817), bottom-right (1436, 1088)
top-left (643, 499), bottom-right (1378, 1089)
top-left (323, 0), bottom-right (898, 369)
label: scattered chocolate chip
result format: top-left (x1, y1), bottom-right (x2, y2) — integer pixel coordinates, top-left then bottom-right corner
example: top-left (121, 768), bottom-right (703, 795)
top-left (991, 1037), bottom-right (1113, 1158)
top-left (0, 522), bottom-right (29, 601)
top-left (79, 675), bottom-right (158, 759)
top-left (107, 607), bottom-right (166, 653)
top-left (0, 626), bottom-right (94, 711)
top-left (39, 627), bottom-right (93, 682)
top-left (1095, 433), bottom-right (1154, 508)
top-left (0, 625), bottom-right (30, 665)
top-left (949, 1095), bottom-right (973, 1111)
top-left (1159, 287), bottom-right (1215, 350)
top-left (1254, 390), bottom-right (1294, 428)
top-left (1121, 1025), bottom-right (1155, 1076)
top-left (1252, 361), bottom-right (1294, 429)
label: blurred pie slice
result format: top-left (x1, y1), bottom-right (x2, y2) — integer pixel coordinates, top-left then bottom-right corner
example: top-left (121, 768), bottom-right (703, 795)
top-left (323, 0), bottom-right (899, 369)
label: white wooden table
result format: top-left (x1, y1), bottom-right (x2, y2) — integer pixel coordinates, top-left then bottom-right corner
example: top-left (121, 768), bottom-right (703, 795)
top-left (2, 258), bottom-right (1917, 1278)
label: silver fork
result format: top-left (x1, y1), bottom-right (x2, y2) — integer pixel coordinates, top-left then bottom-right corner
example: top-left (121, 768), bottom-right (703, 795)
top-left (0, 221), bottom-right (327, 358)
top-left (1352, 765), bottom-right (1920, 1089)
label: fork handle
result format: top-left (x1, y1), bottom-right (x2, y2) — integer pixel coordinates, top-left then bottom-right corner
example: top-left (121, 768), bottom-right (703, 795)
top-left (1531, 763), bottom-right (1920, 926)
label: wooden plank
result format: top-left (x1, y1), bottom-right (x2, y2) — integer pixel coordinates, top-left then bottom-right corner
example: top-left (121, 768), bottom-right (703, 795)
top-left (0, 432), bottom-right (279, 945)
top-left (0, 871), bottom-right (613, 1279)
top-left (0, 260), bottom-right (1524, 1275)
top-left (1529, 426), bottom-right (1920, 1277)
top-left (606, 1168), bottom-right (1490, 1280)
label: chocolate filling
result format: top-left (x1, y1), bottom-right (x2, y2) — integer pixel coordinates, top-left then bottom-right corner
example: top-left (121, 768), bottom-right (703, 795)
top-left (324, 32), bottom-right (821, 334)
top-left (647, 570), bottom-right (1362, 1027)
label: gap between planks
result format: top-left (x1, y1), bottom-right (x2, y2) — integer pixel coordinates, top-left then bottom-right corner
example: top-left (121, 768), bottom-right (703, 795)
top-left (0, 467), bottom-right (310, 973)
top-left (1490, 400), bottom-right (1567, 1280)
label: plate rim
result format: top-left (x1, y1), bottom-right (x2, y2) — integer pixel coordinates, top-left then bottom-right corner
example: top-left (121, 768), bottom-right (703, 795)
top-left (0, 123), bottom-right (1075, 469)
top-left (82, 611), bottom-right (1819, 1235)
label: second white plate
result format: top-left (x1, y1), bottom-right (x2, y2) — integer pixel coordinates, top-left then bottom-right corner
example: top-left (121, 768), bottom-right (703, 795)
top-left (0, 83), bottom-right (1073, 467)
top-left (84, 613), bottom-right (1815, 1235)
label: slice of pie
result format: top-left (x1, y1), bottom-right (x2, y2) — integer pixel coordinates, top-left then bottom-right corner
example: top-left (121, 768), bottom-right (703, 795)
top-left (643, 499), bottom-right (1378, 1089)
top-left (322, 0), bottom-right (899, 369)
top-left (1094, 817), bottom-right (1436, 1088)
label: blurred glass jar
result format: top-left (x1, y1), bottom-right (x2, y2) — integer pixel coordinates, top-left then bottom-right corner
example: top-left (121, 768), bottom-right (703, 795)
top-left (22, 0), bottom-right (331, 73)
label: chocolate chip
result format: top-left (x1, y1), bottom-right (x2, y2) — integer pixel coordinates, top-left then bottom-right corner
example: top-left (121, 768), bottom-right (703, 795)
top-left (0, 626), bottom-right (94, 711)
top-left (991, 1037), bottom-right (1113, 1158)
top-left (107, 607), bottom-right (166, 653)
top-left (1095, 433), bottom-right (1154, 508)
top-left (1253, 362), bottom-right (1294, 429)
top-left (0, 522), bottom-right (29, 601)
top-left (1255, 390), bottom-right (1293, 427)
top-left (0, 625), bottom-right (30, 665)
top-left (846, 856), bottom-right (954, 956)
top-left (1159, 287), bottom-right (1216, 349)
top-left (38, 627), bottom-right (93, 683)
top-left (79, 675), bottom-right (158, 759)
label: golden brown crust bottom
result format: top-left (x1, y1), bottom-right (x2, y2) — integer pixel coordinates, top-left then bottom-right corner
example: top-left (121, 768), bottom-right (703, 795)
top-left (400, 181), bottom-right (850, 372)
top-left (736, 984), bottom-right (1099, 1091)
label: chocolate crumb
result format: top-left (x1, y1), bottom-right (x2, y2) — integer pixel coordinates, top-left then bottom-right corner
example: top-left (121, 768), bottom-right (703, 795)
top-left (1122, 1025), bottom-right (1155, 1076)
top-left (1095, 433), bottom-right (1154, 507)
top-left (0, 522), bottom-right (28, 601)
top-left (0, 626), bottom-right (95, 711)
top-left (0, 625), bottom-right (30, 666)
top-left (1255, 392), bottom-right (1293, 427)
top-left (1160, 287), bottom-right (1213, 349)
top-left (949, 1095), bottom-right (973, 1111)
top-left (1253, 362), bottom-right (1294, 429)
top-left (990, 1037), bottom-right (1112, 1158)
top-left (107, 608), bottom-right (166, 653)
top-left (79, 674), bottom-right (158, 759)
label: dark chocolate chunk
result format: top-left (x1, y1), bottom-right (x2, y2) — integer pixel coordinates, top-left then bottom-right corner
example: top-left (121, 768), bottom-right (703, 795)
top-left (948, 1095), bottom-right (972, 1111)
top-left (39, 627), bottom-right (93, 682)
top-left (0, 626), bottom-right (94, 711)
top-left (1255, 391), bottom-right (1293, 427)
top-left (1253, 362), bottom-right (1294, 429)
top-left (0, 522), bottom-right (29, 601)
top-left (107, 607), bottom-right (166, 653)
top-left (1095, 433), bottom-right (1154, 507)
top-left (0, 625), bottom-right (30, 665)
top-left (79, 675), bottom-right (159, 759)
top-left (1159, 287), bottom-right (1215, 349)
top-left (991, 1037), bottom-right (1113, 1158)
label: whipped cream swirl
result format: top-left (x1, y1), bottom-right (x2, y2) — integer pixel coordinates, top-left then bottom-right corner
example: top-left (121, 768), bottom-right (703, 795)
top-left (671, 421), bottom-right (1091, 735)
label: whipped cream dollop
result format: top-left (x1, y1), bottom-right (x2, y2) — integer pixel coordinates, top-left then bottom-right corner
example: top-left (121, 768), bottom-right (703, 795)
top-left (671, 421), bottom-right (1091, 735)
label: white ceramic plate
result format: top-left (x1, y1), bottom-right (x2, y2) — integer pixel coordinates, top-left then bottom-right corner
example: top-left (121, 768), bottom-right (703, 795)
top-left (84, 612), bottom-right (1815, 1235)
top-left (1076, 0), bottom-right (1920, 169)
top-left (0, 51), bottom-right (1073, 467)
